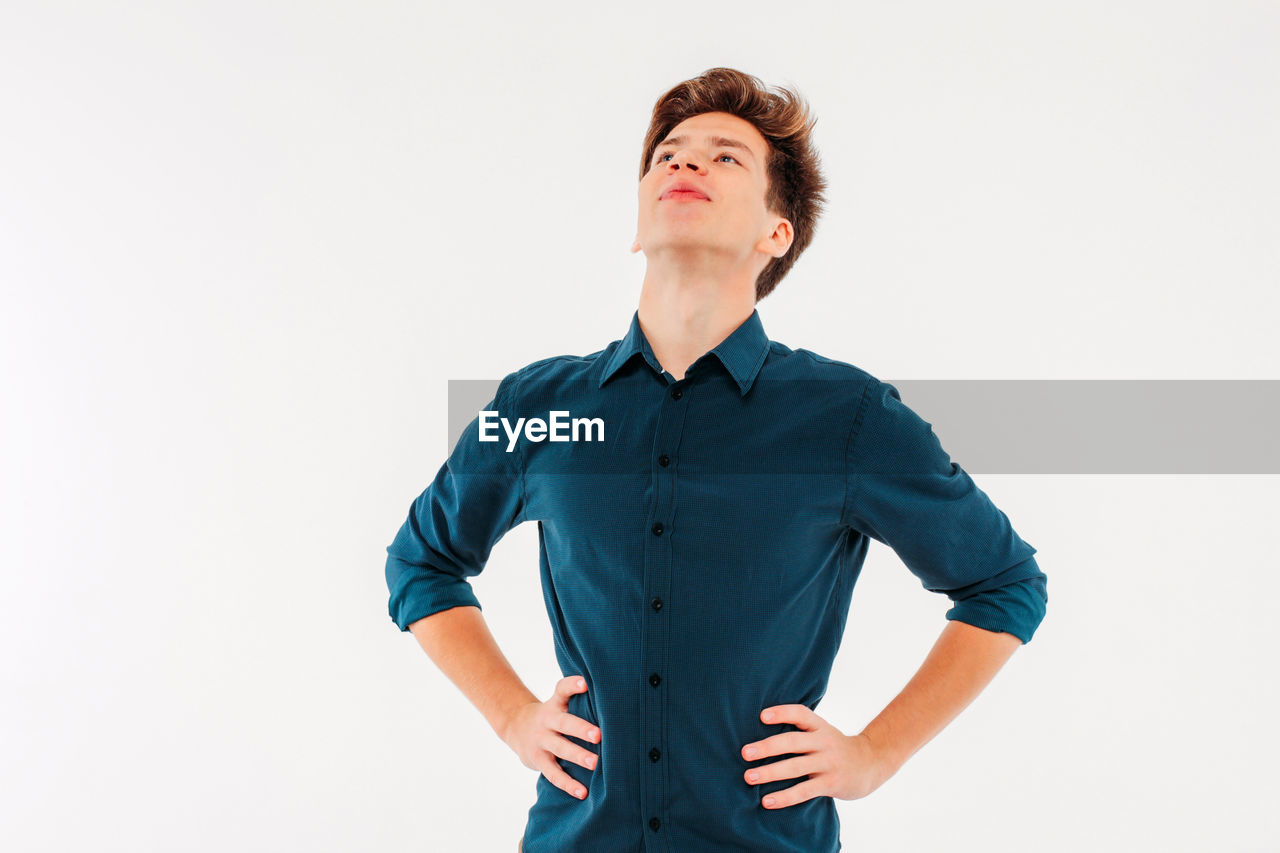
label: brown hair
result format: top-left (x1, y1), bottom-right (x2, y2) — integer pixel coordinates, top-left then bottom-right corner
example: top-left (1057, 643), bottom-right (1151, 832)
top-left (639, 67), bottom-right (828, 302)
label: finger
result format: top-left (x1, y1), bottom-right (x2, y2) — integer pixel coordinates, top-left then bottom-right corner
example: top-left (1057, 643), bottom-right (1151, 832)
top-left (763, 704), bottom-right (818, 730)
top-left (761, 776), bottom-right (826, 809)
top-left (745, 754), bottom-right (813, 786)
top-left (557, 675), bottom-right (589, 705)
top-left (538, 755), bottom-right (590, 800)
top-left (557, 709), bottom-right (601, 745)
top-left (744, 731), bottom-right (810, 761)
top-left (541, 728), bottom-right (599, 772)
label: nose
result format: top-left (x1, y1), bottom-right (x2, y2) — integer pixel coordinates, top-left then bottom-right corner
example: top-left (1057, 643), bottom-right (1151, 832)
top-left (668, 149), bottom-right (702, 172)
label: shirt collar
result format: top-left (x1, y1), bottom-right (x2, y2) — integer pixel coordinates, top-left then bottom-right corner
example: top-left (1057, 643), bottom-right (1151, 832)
top-left (598, 308), bottom-right (771, 396)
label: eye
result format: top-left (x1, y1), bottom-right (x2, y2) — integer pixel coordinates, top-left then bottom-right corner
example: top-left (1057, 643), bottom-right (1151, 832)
top-left (653, 151), bottom-right (738, 165)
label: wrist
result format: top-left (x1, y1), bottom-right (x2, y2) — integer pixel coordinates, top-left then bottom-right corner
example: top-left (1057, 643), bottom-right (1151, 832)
top-left (857, 727), bottom-right (906, 778)
top-left (493, 695), bottom-right (538, 742)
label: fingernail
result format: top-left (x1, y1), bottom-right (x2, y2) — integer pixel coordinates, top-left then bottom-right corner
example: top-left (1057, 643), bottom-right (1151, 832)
top-left (762, 710), bottom-right (774, 722)
top-left (578, 680), bottom-right (585, 689)
top-left (764, 796), bottom-right (775, 807)
top-left (577, 788), bottom-right (586, 798)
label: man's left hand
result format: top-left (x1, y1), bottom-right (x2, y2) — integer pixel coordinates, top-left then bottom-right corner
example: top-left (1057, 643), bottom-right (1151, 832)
top-left (740, 705), bottom-right (896, 809)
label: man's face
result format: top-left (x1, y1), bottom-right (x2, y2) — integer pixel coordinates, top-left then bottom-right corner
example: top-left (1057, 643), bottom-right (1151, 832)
top-left (632, 111), bottom-right (791, 269)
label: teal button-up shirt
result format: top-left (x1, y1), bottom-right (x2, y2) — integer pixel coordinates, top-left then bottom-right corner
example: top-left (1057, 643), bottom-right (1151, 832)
top-left (385, 308), bottom-right (1047, 853)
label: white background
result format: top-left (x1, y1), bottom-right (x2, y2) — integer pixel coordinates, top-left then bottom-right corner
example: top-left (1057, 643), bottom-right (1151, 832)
top-left (2, 1), bottom-right (1278, 851)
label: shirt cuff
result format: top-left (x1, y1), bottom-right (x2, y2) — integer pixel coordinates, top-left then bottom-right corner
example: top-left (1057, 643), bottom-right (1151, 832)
top-left (387, 566), bottom-right (483, 632)
top-left (944, 575), bottom-right (1048, 644)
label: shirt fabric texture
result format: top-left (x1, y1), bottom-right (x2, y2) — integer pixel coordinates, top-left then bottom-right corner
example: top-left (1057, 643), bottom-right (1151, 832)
top-left (385, 308), bottom-right (1048, 853)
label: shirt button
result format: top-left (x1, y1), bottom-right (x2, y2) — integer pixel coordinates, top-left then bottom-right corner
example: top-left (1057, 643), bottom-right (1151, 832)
top-left (650, 597), bottom-right (663, 611)
top-left (670, 387), bottom-right (682, 400)
top-left (658, 454), bottom-right (670, 467)
top-left (649, 817), bottom-right (661, 831)
top-left (649, 747), bottom-right (661, 762)
top-left (649, 672), bottom-right (661, 686)
top-left (651, 522), bottom-right (664, 536)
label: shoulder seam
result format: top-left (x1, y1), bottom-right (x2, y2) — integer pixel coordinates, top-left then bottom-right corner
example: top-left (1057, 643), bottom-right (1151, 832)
top-left (792, 348), bottom-right (878, 380)
top-left (512, 350), bottom-right (606, 379)
top-left (841, 376), bottom-right (877, 528)
top-left (504, 370), bottom-right (529, 524)
top-left (516, 350), bottom-right (610, 378)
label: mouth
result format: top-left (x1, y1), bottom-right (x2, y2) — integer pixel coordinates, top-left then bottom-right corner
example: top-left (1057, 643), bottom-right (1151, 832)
top-left (661, 190), bottom-right (710, 202)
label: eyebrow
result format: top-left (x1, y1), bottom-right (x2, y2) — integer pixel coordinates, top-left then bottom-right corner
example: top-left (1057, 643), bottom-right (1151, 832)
top-left (653, 134), bottom-right (757, 164)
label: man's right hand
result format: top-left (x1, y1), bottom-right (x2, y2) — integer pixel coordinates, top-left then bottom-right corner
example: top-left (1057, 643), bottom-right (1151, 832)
top-left (501, 675), bottom-right (600, 801)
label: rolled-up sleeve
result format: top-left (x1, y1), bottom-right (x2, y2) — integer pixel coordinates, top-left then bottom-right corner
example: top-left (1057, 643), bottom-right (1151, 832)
top-left (384, 371), bottom-right (526, 632)
top-left (842, 379), bottom-right (1048, 644)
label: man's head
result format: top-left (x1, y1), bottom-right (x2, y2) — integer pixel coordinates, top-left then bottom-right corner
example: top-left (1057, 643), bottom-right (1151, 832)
top-left (631, 67), bottom-right (828, 303)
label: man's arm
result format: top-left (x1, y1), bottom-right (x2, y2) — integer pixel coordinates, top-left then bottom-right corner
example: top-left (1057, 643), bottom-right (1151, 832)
top-left (859, 620), bottom-right (1022, 774)
top-left (385, 371), bottom-right (534, 740)
top-left (840, 378), bottom-right (1048, 771)
top-left (408, 605), bottom-right (538, 741)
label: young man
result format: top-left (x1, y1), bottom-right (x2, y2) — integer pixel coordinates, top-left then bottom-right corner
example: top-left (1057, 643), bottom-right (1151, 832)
top-left (385, 67), bottom-right (1047, 853)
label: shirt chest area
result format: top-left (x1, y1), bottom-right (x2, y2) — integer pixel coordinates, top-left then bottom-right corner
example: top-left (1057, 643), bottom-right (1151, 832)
top-left (515, 373), bottom-right (852, 533)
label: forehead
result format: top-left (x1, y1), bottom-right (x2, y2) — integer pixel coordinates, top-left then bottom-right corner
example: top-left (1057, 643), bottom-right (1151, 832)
top-left (659, 111), bottom-right (769, 159)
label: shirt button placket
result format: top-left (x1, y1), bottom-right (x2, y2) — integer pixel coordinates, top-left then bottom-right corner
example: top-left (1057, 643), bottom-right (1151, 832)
top-left (643, 377), bottom-right (687, 846)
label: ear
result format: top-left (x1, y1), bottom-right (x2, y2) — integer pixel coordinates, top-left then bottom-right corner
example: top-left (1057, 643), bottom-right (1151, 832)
top-left (758, 218), bottom-right (794, 259)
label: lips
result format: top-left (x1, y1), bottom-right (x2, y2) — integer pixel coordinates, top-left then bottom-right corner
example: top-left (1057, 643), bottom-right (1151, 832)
top-left (661, 182), bottom-right (710, 201)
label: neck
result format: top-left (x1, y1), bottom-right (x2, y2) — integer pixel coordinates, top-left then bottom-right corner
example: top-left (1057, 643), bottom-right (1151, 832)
top-left (636, 260), bottom-right (757, 381)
